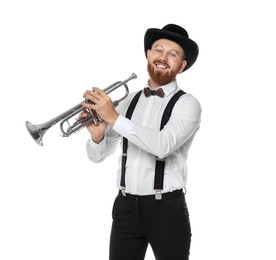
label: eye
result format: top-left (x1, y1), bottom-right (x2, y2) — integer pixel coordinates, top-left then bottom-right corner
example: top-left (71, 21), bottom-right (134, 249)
top-left (152, 46), bottom-right (163, 55)
top-left (168, 51), bottom-right (178, 58)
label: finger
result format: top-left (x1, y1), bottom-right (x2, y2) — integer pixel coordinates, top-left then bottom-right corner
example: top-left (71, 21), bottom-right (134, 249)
top-left (92, 87), bottom-right (108, 99)
top-left (81, 101), bottom-right (95, 109)
top-left (92, 87), bottom-right (104, 94)
top-left (77, 109), bottom-right (89, 120)
top-left (83, 91), bottom-right (100, 105)
top-left (79, 109), bottom-right (89, 117)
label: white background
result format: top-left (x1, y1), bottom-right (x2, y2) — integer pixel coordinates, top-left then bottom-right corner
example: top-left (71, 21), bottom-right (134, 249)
top-left (1, 0), bottom-right (276, 259)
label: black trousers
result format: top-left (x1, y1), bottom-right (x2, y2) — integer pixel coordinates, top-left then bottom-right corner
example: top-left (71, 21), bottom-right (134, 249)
top-left (109, 190), bottom-right (191, 260)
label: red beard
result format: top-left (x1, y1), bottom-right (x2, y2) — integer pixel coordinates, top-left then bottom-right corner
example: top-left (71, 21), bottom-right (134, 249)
top-left (147, 60), bottom-right (181, 86)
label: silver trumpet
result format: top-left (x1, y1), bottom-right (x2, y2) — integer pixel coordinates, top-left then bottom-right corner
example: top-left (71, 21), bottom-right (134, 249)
top-left (26, 73), bottom-right (137, 146)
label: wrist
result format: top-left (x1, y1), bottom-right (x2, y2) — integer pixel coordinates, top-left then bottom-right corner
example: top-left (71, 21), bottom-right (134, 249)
top-left (91, 134), bottom-right (104, 144)
top-left (108, 112), bottom-right (119, 126)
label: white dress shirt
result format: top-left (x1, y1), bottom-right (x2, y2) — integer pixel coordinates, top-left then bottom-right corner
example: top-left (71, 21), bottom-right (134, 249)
top-left (86, 80), bottom-right (201, 195)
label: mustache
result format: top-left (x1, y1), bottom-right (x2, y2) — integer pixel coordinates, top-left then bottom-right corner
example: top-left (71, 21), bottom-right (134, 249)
top-left (154, 59), bottom-right (170, 68)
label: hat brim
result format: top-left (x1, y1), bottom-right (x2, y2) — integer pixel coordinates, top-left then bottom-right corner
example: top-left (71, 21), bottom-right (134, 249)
top-left (144, 28), bottom-right (199, 72)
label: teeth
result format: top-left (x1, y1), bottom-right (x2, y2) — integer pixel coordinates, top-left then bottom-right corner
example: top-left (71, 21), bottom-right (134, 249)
top-left (157, 64), bottom-right (167, 69)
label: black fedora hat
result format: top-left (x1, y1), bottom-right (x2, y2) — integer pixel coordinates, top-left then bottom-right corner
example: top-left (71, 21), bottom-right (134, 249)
top-left (144, 24), bottom-right (199, 72)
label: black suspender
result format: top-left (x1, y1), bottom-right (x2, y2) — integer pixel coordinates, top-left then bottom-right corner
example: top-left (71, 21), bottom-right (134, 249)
top-left (154, 90), bottom-right (185, 199)
top-left (120, 90), bottom-right (142, 196)
top-left (120, 89), bottom-right (186, 199)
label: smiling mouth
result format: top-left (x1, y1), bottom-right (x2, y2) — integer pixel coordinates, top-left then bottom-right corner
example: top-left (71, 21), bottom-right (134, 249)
top-left (155, 63), bottom-right (168, 70)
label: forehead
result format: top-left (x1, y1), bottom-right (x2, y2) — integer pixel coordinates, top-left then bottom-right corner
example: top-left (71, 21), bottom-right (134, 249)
top-left (152, 38), bottom-right (184, 54)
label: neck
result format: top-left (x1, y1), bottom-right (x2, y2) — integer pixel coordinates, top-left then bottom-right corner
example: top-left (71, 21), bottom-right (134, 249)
top-left (148, 78), bottom-right (176, 89)
top-left (148, 79), bottom-right (160, 89)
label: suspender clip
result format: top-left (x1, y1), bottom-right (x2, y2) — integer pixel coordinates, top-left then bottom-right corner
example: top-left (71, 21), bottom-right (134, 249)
top-left (121, 187), bottom-right (126, 197)
top-left (155, 190), bottom-right (162, 200)
top-left (156, 157), bottom-right (165, 162)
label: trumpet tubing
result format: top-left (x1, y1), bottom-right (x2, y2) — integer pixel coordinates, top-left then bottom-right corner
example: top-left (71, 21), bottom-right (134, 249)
top-left (26, 73), bottom-right (137, 146)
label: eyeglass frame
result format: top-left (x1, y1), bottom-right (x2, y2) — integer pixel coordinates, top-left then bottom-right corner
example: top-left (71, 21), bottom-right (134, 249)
top-left (150, 44), bottom-right (186, 61)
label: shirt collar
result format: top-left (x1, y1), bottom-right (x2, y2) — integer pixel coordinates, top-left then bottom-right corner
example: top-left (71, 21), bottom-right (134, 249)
top-left (144, 80), bottom-right (178, 98)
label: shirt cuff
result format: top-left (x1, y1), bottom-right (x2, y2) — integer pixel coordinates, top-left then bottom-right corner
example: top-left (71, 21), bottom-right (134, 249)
top-left (112, 114), bottom-right (135, 137)
top-left (86, 136), bottom-right (107, 151)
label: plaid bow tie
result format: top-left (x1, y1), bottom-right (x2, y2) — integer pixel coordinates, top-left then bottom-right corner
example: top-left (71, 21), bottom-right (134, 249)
top-left (144, 87), bottom-right (165, 98)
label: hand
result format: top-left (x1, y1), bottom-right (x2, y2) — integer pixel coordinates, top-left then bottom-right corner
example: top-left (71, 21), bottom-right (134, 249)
top-left (82, 87), bottom-right (119, 125)
top-left (78, 109), bottom-right (108, 144)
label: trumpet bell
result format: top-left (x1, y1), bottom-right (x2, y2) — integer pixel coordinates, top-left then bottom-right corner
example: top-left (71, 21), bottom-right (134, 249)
top-left (25, 121), bottom-right (44, 146)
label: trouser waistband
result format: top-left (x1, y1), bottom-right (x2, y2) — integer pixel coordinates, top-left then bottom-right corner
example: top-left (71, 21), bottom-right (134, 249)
top-left (118, 189), bottom-right (183, 201)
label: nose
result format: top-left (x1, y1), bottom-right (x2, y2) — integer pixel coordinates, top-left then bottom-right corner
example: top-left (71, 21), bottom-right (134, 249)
top-left (158, 51), bottom-right (169, 60)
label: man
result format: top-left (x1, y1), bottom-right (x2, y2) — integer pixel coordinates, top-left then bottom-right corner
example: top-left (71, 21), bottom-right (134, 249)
top-left (81, 24), bottom-right (201, 260)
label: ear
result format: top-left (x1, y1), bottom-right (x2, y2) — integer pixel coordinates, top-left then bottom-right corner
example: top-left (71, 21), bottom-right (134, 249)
top-left (146, 49), bottom-right (151, 59)
top-left (178, 60), bottom-right (187, 73)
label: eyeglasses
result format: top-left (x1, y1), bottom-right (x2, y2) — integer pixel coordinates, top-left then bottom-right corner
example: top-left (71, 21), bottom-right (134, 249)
top-left (151, 45), bottom-right (183, 61)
